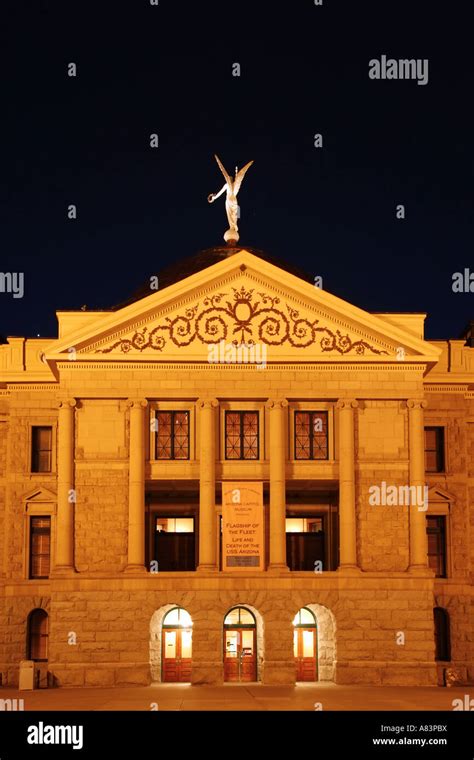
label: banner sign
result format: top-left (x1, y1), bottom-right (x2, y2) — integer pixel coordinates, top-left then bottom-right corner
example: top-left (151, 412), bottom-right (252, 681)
top-left (222, 482), bottom-right (264, 571)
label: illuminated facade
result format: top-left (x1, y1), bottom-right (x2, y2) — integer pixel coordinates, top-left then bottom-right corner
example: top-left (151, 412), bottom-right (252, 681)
top-left (0, 248), bottom-right (473, 688)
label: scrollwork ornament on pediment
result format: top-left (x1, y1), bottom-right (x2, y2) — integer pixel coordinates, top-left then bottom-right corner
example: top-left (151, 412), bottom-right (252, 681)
top-left (96, 288), bottom-right (389, 357)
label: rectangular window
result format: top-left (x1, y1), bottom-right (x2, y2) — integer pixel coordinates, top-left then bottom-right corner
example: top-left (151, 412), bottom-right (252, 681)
top-left (154, 516), bottom-right (195, 571)
top-left (29, 517), bottom-right (51, 579)
top-left (155, 411), bottom-right (190, 460)
top-left (426, 516), bottom-right (447, 578)
top-left (285, 513), bottom-right (338, 571)
top-left (31, 427), bottom-right (52, 473)
top-left (424, 427), bottom-right (445, 473)
top-left (225, 411), bottom-right (259, 460)
top-left (294, 411), bottom-right (329, 460)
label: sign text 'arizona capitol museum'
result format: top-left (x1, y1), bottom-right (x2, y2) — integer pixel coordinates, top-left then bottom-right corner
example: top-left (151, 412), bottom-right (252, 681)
top-left (0, 154), bottom-right (473, 690)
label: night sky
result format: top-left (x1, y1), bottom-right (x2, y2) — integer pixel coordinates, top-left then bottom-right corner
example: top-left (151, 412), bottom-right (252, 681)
top-left (2, 0), bottom-right (472, 342)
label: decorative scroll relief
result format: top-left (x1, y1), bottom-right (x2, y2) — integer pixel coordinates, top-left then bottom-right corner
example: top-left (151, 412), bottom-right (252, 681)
top-left (94, 287), bottom-right (390, 356)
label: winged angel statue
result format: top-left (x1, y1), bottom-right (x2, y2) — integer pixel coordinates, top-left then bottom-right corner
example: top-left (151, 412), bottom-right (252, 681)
top-left (208, 154), bottom-right (254, 243)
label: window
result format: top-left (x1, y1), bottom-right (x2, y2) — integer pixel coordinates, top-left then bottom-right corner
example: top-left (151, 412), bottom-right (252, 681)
top-left (153, 516), bottom-right (195, 571)
top-left (27, 609), bottom-right (48, 661)
top-left (434, 607), bottom-right (451, 661)
top-left (225, 411), bottom-right (259, 460)
top-left (31, 427), bottom-right (52, 473)
top-left (295, 412), bottom-right (328, 460)
top-left (426, 516), bottom-right (447, 578)
top-left (424, 427), bottom-right (445, 473)
top-left (285, 510), bottom-right (337, 572)
top-left (163, 607), bottom-right (193, 628)
top-left (29, 517), bottom-right (51, 579)
top-left (155, 411), bottom-right (189, 460)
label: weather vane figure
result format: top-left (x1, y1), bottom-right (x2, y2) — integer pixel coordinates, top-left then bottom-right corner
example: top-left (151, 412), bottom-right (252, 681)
top-left (208, 154), bottom-right (254, 243)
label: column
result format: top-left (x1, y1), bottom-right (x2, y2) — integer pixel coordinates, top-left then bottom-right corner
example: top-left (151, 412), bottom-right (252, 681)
top-left (125, 398), bottom-right (147, 573)
top-left (336, 399), bottom-right (359, 571)
top-left (407, 399), bottom-right (429, 572)
top-left (198, 398), bottom-right (218, 571)
top-left (267, 399), bottom-right (289, 571)
top-left (54, 398), bottom-right (76, 574)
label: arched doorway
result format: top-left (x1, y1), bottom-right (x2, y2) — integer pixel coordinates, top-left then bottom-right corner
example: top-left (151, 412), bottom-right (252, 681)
top-left (27, 609), bottom-right (48, 662)
top-left (223, 606), bottom-right (257, 682)
top-left (293, 607), bottom-right (317, 681)
top-left (161, 607), bottom-right (193, 683)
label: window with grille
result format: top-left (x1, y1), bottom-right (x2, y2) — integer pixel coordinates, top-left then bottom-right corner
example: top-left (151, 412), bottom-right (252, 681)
top-left (426, 515), bottom-right (447, 578)
top-left (31, 426), bottom-right (52, 472)
top-left (29, 517), bottom-right (51, 579)
top-left (225, 411), bottom-right (259, 460)
top-left (424, 427), bottom-right (445, 473)
top-left (294, 411), bottom-right (329, 460)
top-left (155, 411), bottom-right (190, 460)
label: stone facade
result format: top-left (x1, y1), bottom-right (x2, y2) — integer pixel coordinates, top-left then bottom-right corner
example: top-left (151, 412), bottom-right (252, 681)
top-left (0, 249), bottom-right (473, 689)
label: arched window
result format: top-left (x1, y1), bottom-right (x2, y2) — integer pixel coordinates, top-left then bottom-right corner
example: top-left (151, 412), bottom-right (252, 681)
top-left (292, 607), bottom-right (316, 627)
top-left (162, 607), bottom-right (193, 628)
top-left (434, 607), bottom-right (451, 661)
top-left (224, 607), bottom-right (256, 627)
top-left (27, 609), bottom-right (48, 661)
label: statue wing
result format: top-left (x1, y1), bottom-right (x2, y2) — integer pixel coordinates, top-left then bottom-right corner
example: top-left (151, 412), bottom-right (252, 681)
top-left (233, 160), bottom-right (254, 194)
top-left (214, 154), bottom-right (231, 186)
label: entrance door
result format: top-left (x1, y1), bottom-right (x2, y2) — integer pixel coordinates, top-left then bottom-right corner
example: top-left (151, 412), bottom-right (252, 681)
top-left (294, 627), bottom-right (317, 681)
top-left (293, 607), bottom-right (317, 681)
top-left (162, 627), bottom-right (193, 682)
top-left (224, 628), bottom-right (256, 682)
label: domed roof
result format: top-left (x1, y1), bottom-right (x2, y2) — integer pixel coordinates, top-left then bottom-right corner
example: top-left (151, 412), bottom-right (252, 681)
top-left (112, 244), bottom-right (314, 310)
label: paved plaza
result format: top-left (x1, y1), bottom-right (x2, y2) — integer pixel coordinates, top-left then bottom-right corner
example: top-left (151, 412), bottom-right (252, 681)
top-left (1, 682), bottom-right (471, 711)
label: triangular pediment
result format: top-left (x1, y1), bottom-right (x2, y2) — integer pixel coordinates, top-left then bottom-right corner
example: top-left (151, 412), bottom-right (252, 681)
top-left (44, 251), bottom-right (441, 365)
top-left (427, 485), bottom-right (456, 503)
top-left (23, 486), bottom-right (57, 503)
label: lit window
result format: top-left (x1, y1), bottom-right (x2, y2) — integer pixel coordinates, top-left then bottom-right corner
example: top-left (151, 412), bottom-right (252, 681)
top-left (224, 607), bottom-right (255, 626)
top-left (292, 607), bottom-right (316, 626)
top-left (162, 607), bottom-right (193, 627)
top-left (31, 427), bottom-right (52, 472)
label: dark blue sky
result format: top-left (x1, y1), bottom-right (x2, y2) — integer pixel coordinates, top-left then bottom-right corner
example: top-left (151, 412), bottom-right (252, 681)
top-left (2, 0), bottom-right (472, 341)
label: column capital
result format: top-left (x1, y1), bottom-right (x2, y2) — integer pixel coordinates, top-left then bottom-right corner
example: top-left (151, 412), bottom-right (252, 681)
top-left (407, 399), bottom-right (428, 411)
top-left (58, 398), bottom-right (77, 410)
top-left (198, 398), bottom-right (219, 409)
top-left (265, 398), bottom-right (288, 411)
top-left (336, 399), bottom-right (359, 411)
top-left (126, 398), bottom-right (148, 410)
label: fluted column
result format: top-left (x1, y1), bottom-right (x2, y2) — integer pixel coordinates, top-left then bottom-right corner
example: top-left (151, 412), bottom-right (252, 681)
top-left (54, 398), bottom-right (76, 574)
top-left (198, 398), bottom-right (218, 571)
top-left (125, 399), bottom-right (148, 573)
top-left (336, 399), bottom-right (359, 571)
top-left (407, 399), bottom-right (429, 572)
top-left (266, 399), bottom-right (289, 571)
